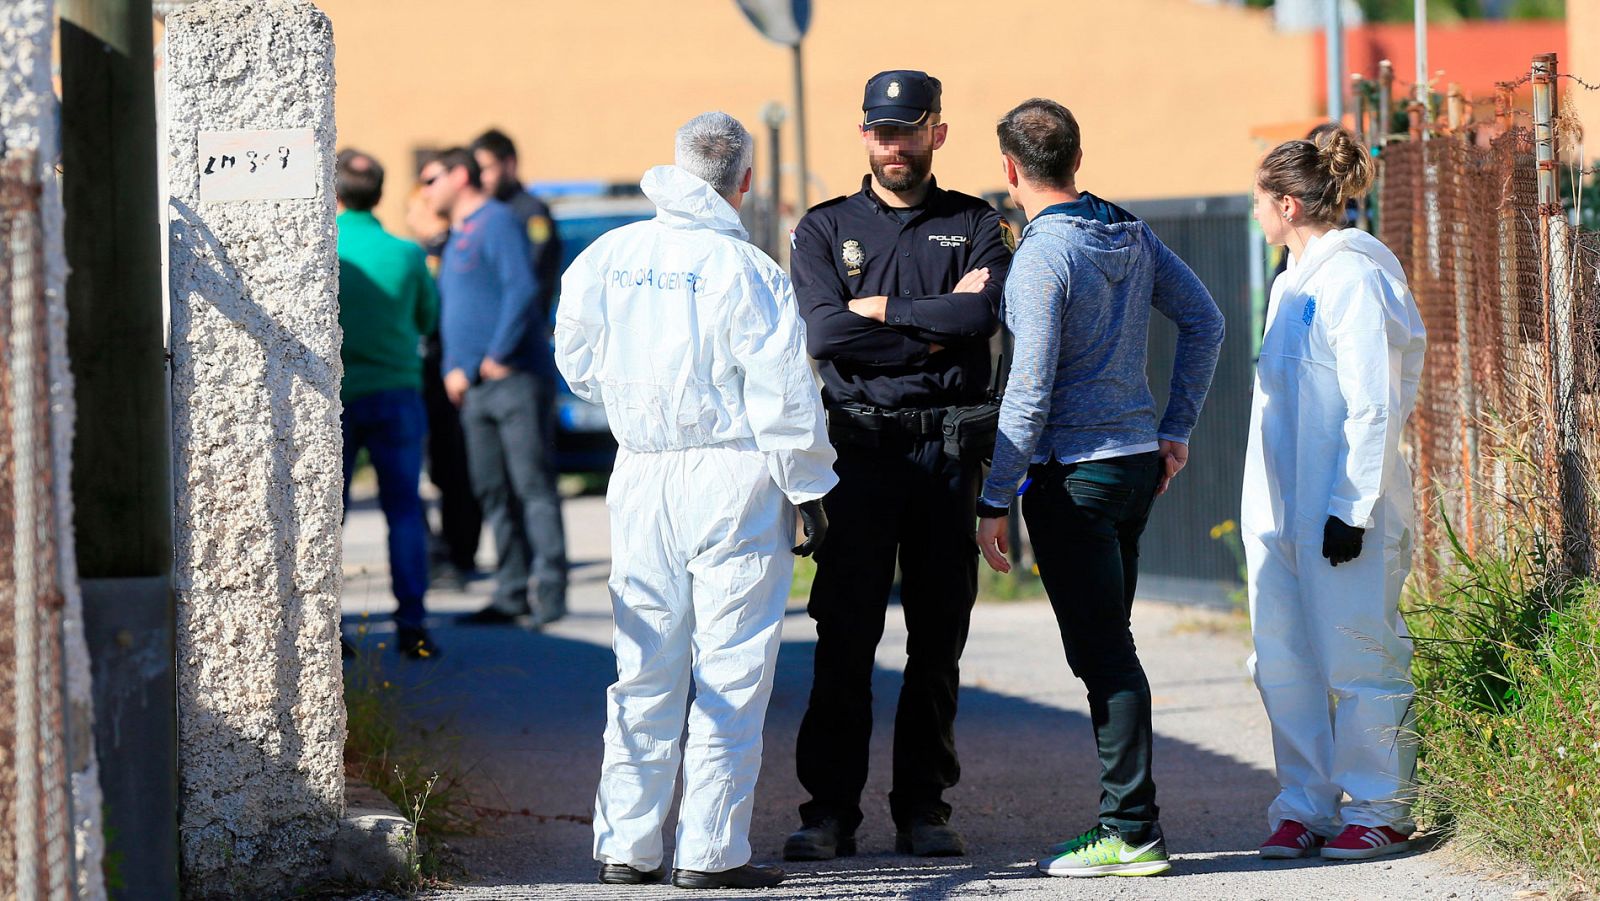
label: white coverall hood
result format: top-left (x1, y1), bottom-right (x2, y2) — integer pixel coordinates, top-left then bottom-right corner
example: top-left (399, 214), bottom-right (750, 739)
top-left (640, 164), bottom-right (750, 240)
top-left (1242, 226), bottom-right (1427, 836)
top-left (555, 164), bottom-right (838, 872)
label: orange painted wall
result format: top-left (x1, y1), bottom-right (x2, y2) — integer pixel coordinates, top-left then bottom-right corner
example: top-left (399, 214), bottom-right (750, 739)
top-left (1570, 1), bottom-right (1600, 162)
top-left (1313, 20), bottom-right (1566, 108)
top-left (311, 0), bottom-right (1316, 231)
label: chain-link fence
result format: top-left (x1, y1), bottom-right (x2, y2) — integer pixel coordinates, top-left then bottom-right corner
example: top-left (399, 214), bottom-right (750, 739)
top-left (1, 152), bottom-right (77, 900)
top-left (1375, 55), bottom-right (1600, 580)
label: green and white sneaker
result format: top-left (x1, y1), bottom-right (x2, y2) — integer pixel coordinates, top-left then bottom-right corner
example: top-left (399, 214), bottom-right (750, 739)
top-left (1038, 825), bottom-right (1171, 878)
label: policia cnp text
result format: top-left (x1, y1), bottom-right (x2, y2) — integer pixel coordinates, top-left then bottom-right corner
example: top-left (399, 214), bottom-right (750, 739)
top-left (785, 69), bottom-right (1013, 861)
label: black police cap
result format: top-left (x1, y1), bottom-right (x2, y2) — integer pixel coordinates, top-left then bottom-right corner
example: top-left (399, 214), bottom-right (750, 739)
top-left (862, 70), bottom-right (942, 128)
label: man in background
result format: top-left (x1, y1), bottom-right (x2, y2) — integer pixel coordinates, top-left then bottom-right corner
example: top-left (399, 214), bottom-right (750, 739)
top-left (422, 147), bottom-right (569, 628)
top-left (335, 148), bottom-right (441, 658)
top-left (408, 156), bottom-right (484, 590)
top-left (471, 128), bottom-right (564, 328)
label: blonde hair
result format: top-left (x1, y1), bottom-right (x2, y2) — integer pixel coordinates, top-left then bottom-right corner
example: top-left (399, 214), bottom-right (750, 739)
top-left (1257, 124), bottom-right (1374, 226)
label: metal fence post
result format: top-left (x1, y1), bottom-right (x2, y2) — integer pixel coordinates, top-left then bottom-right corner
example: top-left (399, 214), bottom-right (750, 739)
top-left (1530, 51), bottom-right (1586, 571)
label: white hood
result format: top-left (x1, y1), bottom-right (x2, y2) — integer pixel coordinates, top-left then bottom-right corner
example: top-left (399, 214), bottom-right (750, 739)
top-left (640, 165), bottom-right (748, 242)
top-left (1286, 227), bottom-right (1408, 292)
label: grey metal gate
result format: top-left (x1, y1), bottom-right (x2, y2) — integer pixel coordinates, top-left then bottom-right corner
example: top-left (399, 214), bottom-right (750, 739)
top-left (1124, 195), bottom-right (1256, 601)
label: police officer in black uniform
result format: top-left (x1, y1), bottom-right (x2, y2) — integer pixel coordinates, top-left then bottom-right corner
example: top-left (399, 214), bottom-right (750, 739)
top-left (785, 70), bottom-right (1013, 861)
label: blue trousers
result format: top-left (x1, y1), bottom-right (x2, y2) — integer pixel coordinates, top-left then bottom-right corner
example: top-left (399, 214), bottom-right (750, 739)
top-left (343, 388), bottom-right (430, 628)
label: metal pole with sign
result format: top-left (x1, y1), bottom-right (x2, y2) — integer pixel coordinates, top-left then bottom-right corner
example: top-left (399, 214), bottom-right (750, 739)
top-left (761, 102), bottom-right (787, 257)
top-left (735, 1), bottom-right (813, 212)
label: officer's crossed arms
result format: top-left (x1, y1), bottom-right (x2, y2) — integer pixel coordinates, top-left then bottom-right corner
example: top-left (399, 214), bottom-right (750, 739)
top-left (846, 265), bottom-right (991, 355)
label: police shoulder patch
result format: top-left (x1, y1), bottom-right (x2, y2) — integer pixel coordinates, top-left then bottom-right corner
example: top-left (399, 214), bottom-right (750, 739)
top-left (527, 215), bottom-right (551, 246)
top-left (999, 219), bottom-right (1017, 253)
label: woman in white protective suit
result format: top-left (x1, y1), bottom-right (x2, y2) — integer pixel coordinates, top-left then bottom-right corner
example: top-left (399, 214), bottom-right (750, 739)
top-left (555, 112), bottom-right (838, 890)
top-left (1244, 125), bottom-right (1427, 862)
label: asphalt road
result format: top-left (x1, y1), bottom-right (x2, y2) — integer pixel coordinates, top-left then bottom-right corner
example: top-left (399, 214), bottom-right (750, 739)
top-left (340, 491), bottom-right (1536, 901)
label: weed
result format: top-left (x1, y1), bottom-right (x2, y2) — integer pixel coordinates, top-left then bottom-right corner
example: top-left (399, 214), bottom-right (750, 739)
top-left (1407, 510), bottom-right (1600, 888)
top-left (343, 630), bottom-right (476, 892)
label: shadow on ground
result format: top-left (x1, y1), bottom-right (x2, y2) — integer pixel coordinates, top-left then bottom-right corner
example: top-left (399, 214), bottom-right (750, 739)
top-left (345, 607), bottom-right (1298, 898)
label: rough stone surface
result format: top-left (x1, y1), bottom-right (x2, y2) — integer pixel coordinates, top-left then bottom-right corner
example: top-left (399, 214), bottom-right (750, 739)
top-left (331, 781), bottom-right (416, 886)
top-left (2, 1), bottom-right (108, 898)
top-left (165, 1), bottom-right (344, 896)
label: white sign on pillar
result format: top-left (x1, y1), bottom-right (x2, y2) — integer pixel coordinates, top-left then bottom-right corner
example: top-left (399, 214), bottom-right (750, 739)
top-left (197, 129), bottom-right (317, 202)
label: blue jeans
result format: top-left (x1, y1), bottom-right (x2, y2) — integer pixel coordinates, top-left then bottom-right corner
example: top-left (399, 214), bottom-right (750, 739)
top-left (343, 388), bottom-right (430, 628)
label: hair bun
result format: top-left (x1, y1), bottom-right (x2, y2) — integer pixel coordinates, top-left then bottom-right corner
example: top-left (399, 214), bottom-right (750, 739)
top-left (1310, 125), bottom-right (1374, 203)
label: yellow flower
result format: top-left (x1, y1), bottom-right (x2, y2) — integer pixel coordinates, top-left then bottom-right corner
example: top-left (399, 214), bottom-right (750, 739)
top-left (1209, 520), bottom-right (1237, 540)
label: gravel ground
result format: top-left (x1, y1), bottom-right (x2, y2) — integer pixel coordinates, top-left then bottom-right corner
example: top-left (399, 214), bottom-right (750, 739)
top-left (340, 493), bottom-right (1540, 901)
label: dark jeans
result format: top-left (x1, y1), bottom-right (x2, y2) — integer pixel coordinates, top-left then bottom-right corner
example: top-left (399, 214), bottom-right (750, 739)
top-left (797, 436), bottom-right (980, 833)
top-left (423, 336), bottom-right (482, 572)
top-left (460, 370), bottom-right (568, 615)
top-left (342, 388), bottom-right (430, 628)
top-left (1022, 450), bottom-right (1162, 842)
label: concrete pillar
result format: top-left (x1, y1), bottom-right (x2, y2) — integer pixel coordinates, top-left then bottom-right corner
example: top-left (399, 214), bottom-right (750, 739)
top-left (164, 1), bottom-right (344, 896)
top-left (2, 1), bottom-right (109, 899)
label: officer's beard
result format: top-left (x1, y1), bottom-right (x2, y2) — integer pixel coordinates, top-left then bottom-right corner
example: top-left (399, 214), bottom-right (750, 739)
top-left (493, 175), bottom-right (522, 202)
top-left (869, 149), bottom-right (934, 193)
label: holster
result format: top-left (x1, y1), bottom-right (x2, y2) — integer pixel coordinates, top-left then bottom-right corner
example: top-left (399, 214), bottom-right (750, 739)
top-left (941, 401), bottom-right (1000, 464)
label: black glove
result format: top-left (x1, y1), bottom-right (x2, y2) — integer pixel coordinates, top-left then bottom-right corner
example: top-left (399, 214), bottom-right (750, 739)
top-left (1322, 515), bottom-right (1365, 566)
top-left (793, 499), bottom-right (828, 557)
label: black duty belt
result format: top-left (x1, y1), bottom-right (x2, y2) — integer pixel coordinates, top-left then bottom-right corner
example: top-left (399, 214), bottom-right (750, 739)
top-left (828, 403), bottom-right (947, 441)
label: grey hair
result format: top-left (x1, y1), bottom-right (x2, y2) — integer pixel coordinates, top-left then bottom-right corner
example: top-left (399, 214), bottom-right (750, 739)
top-left (674, 111), bottom-right (754, 198)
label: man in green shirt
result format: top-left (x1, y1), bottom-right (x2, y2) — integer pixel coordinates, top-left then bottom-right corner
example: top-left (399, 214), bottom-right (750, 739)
top-left (337, 149), bottom-right (441, 659)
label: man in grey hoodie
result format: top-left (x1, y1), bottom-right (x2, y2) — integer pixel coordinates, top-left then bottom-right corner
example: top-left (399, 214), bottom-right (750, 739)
top-left (974, 99), bottom-right (1224, 878)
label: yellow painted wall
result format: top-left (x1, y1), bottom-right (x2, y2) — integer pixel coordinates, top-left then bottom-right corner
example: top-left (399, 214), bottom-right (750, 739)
top-left (314, 0), bottom-right (1315, 230)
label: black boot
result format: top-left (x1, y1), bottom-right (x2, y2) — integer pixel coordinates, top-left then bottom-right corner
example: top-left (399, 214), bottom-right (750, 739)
top-left (783, 817), bottom-right (856, 861)
top-left (671, 863), bottom-right (784, 889)
top-left (895, 814), bottom-right (966, 857)
top-left (597, 862), bottom-right (664, 884)
top-left (395, 626), bottom-right (442, 660)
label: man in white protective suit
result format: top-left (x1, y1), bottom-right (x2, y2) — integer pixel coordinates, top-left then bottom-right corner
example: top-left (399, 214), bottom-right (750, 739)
top-left (1244, 127), bottom-right (1429, 863)
top-left (555, 111), bottom-right (838, 891)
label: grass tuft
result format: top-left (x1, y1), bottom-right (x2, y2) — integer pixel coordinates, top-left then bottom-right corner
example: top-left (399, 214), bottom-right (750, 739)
top-left (343, 630), bottom-right (477, 893)
top-left (1408, 509), bottom-right (1600, 891)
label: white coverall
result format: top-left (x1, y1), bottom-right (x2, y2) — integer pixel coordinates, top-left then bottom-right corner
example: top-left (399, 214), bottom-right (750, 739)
top-left (1242, 228), bottom-right (1427, 836)
top-left (555, 165), bottom-right (838, 873)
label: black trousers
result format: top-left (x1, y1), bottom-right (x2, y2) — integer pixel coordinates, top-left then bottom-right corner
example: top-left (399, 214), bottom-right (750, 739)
top-left (423, 336), bottom-right (483, 572)
top-left (1021, 451), bottom-right (1162, 843)
top-left (796, 435), bottom-right (980, 833)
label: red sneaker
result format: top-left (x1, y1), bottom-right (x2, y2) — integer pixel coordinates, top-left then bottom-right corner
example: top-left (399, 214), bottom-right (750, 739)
top-left (1321, 824), bottom-right (1415, 860)
top-left (1259, 820), bottom-right (1324, 859)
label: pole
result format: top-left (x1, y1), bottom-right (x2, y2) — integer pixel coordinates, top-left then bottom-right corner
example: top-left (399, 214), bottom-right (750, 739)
top-left (8, 153), bottom-right (46, 901)
top-left (1326, 0), bottom-right (1345, 123)
top-left (1377, 59), bottom-right (1394, 148)
top-left (761, 102), bottom-right (786, 259)
top-left (1415, 0), bottom-right (1430, 136)
top-left (792, 41), bottom-right (810, 213)
top-left (1530, 52), bottom-right (1587, 573)
top-left (1531, 52), bottom-right (1564, 558)
top-left (58, 0), bottom-right (179, 896)
top-left (1353, 74), bottom-right (1370, 229)
top-left (1447, 83), bottom-right (1465, 133)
